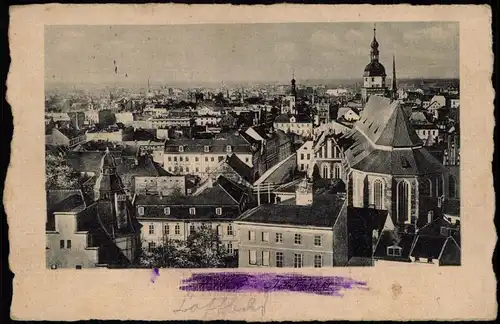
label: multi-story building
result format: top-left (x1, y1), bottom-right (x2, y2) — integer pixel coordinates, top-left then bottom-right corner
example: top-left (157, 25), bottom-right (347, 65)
top-left (133, 176), bottom-right (249, 255)
top-left (150, 117), bottom-right (193, 128)
top-left (163, 132), bottom-right (257, 179)
top-left (273, 114), bottom-right (313, 138)
top-left (297, 140), bottom-right (313, 172)
top-left (236, 179), bottom-right (347, 268)
top-left (195, 115), bottom-right (221, 127)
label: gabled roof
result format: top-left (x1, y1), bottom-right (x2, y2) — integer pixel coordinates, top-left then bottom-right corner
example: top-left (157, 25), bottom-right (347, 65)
top-left (225, 154), bottom-right (253, 183)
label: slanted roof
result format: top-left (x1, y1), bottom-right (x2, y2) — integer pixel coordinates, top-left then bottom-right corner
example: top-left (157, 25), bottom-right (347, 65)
top-left (409, 235), bottom-right (449, 260)
top-left (236, 191), bottom-right (346, 228)
top-left (373, 230), bottom-right (415, 262)
top-left (342, 97), bottom-right (447, 176)
top-left (226, 154), bottom-right (253, 183)
top-left (253, 153), bottom-right (296, 185)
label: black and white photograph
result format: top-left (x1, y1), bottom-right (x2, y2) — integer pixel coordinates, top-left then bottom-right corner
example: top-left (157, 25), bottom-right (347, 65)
top-left (44, 21), bottom-right (461, 270)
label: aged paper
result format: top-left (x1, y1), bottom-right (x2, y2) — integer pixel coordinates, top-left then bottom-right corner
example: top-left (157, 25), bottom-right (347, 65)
top-left (6, 4), bottom-right (496, 321)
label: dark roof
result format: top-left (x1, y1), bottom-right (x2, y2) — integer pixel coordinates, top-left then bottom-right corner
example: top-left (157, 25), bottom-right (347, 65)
top-left (66, 151), bottom-right (121, 173)
top-left (417, 217), bottom-right (459, 237)
top-left (237, 192), bottom-right (346, 227)
top-left (363, 61), bottom-right (387, 77)
top-left (56, 126), bottom-right (86, 139)
top-left (346, 207), bottom-right (389, 260)
top-left (373, 230), bottom-right (415, 262)
top-left (46, 189), bottom-right (90, 231)
top-left (409, 235), bottom-right (448, 259)
top-left (225, 154), bottom-right (253, 183)
top-left (164, 132), bottom-right (253, 154)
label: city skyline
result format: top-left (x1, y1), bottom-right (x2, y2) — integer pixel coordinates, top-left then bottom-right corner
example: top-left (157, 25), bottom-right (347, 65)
top-left (45, 22), bottom-right (459, 85)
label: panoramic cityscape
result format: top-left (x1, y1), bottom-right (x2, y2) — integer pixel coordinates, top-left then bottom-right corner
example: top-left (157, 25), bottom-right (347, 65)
top-left (44, 22), bottom-right (460, 269)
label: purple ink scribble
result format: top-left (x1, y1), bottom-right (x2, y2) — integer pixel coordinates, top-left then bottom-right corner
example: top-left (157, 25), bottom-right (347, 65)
top-left (179, 273), bottom-right (368, 296)
top-left (151, 268), bottom-right (160, 283)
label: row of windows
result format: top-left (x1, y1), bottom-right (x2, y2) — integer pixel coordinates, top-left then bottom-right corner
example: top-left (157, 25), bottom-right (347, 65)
top-left (178, 145), bottom-right (232, 153)
top-left (248, 251), bottom-right (323, 268)
top-left (138, 206), bottom-right (224, 216)
top-left (148, 223), bottom-right (234, 236)
top-left (167, 155), bottom-right (250, 164)
top-left (248, 231), bottom-right (322, 246)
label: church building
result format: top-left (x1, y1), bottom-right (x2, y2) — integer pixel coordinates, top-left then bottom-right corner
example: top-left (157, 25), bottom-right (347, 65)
top-left (340, 96), bottom-right (448, 231)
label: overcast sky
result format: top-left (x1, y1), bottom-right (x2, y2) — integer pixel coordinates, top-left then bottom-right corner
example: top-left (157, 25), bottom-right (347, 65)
top-left (45, 22), bottom-right (459, 85)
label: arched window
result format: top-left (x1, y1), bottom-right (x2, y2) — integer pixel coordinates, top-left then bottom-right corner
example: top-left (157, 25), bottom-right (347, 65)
top-left (334, 164), bottom-right (342, 179)
top-left (373, 179), bottom-right (384, 210)
top-left (321, 164), bottom-right (330, 179)
top-left (420, 178), bottom-right (432, 197)
top-left (436, 175), bottom-right (444, 198)
top-left (448, 175), bottom-right (457, 199)
top-left (397, 180), bottom-right (411, 223)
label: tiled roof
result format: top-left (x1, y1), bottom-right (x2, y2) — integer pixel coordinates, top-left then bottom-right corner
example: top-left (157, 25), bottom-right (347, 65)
top-left (236, 191), bottom-right (346, 227)
top-left (46, 189), bottom-right (89, 231)
top-left (343, 113), bottom-right (447, 176)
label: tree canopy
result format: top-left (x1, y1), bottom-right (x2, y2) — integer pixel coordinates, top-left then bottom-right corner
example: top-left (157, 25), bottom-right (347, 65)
top-left (138, 226), bottom-right (234, 268)
top-left (45, 150), bottom-right (82, 190)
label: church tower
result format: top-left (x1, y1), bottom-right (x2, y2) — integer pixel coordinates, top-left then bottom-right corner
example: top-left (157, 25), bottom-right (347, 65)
top-left (94, 147), bottom-right (125, 201)
top-left (361, 25), bottom-right (388, 105)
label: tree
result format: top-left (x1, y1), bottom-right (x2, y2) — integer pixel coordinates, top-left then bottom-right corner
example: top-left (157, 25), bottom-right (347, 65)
top-left (137, 226), bottom-right (230, 268)
top-left (183, 226), bottom-right (227, 268)
top-left (45, 150), bottom-right (81, 190)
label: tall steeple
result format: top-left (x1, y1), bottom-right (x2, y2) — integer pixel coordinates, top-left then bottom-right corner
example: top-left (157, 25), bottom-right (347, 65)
top-left (370, 23), bottom-right (380, 62)
top-left (291, 70), bottom-right (297, 98)
top-left (94, 147), bottom-right (125, 201)
top-left (392, 54), bottom-right (397, 100)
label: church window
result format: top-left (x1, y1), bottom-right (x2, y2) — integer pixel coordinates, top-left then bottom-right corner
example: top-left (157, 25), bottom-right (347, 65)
top-left (397, 180), bottom-right (411, 223)
top-left (373, 179), bottom-right (384, 209)
top-left (334, 164), bottom-right (342, 179)
top-left (138, 207), bottom-right (144, 216)
top-left (448, 175), bottom-right (457, 198)
top-left (420, 178), bottom-right (432, 196)
top-left (322, 164), bottom-right (329, 179)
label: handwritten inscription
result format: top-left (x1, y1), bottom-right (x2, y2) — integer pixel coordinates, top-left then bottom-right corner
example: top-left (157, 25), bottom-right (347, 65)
top-left (174, 291), bottom-right (268, 317)
top-left (179, 272), bottom-right (368, 296)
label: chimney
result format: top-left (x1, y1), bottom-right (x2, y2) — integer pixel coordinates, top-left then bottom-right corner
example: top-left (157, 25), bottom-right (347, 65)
top-left (295, 177), bottom-right (313, 206)
top-left (427, 210), bottom-right (434, 224)
top-left (257, 184), bottom-right (261, 206)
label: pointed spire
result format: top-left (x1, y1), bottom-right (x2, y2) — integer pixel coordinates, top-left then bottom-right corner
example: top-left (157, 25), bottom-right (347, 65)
top-left (373, 23), bottom-right (376, 39)
top-left (392, 54), bottom-right (397, 100)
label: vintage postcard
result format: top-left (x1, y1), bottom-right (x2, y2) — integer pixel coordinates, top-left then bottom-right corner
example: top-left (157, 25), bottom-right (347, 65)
top-left (6, 4), bottom-right (496, 321)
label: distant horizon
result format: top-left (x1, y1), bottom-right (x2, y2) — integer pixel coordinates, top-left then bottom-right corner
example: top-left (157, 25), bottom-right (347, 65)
top-left (45, 22), bottom-right (459, 85)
